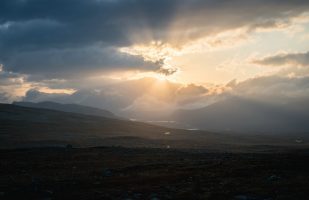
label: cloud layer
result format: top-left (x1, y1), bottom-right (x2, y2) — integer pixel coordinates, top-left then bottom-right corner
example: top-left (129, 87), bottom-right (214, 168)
top-left (252, 51), bottom-right (309, 67)
top-left (1, 0), bottom-right (309, 77)
top-left (1, 0), bottom-right (309, 125)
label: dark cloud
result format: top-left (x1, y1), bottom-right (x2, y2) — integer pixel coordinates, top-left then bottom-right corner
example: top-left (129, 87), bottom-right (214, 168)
top-left (0, 0), bottom-right (176, 53)
top-left (1, 0), bottom-right (309, 77)
top-left (2, 46), bottom-right (159, 78)
top-left (252, 51), bottom-right (309, 67)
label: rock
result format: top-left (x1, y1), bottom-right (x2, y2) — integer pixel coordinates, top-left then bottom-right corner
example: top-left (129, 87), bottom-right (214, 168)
top-left (103, 169), bottom-right (113, 177)
top-left (295, 139), bottom-right (303, 143)
top-left (149, 193), bottom-right (160, 200)
top-left (133, 193), bottom-right (142, 199)
top-left (267, 175), bottom-right (281, 182)
top-left (31, 177), bottom-right (41, 192)
top-left (43, 190), bottom-right (54, 197)
top-left (234, 195), bottom-right (251, 200)
top-left (93, 181), bottom-right (101, 185)
top-left (234, 194), bottom-right (272, 200)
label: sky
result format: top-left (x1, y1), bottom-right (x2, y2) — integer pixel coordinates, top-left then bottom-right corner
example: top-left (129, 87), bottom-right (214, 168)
top-left (1, 0), bottom-right (309, 119)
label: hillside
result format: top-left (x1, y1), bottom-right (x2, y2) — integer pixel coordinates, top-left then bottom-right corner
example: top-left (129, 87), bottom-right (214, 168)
top-left (0, 103), bottom-right (172, 148)
top-left (13, 101), bottom-right (117, 119)
top-left (0, 103), bottom-right (308, 150)
top-left (172, 96), bottom-right (309, 134)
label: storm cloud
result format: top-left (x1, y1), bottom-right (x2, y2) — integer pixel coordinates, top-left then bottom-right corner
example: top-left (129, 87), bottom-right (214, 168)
top-left (1, 0), bottom-right (309, 77)
top-left (1, 0), bottom-right (309, 124)
top-left (2, 46), bottom-right (159, 78)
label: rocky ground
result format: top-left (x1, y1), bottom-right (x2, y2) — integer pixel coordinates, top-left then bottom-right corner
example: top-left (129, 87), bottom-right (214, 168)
top-left (0, 147), bottom-right (308, 200)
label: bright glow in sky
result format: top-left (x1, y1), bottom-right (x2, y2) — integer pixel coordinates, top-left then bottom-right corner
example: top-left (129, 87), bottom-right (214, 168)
top-left (1, 0), bottom-right (309, 118)
top-left (117, 18), bottom-right (309, 85)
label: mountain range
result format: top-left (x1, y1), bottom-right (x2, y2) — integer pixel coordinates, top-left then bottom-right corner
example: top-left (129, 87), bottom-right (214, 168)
top-left (1, 102), bottom-right (308, 150)
top-left (172, 96), bottom-right (309, 134)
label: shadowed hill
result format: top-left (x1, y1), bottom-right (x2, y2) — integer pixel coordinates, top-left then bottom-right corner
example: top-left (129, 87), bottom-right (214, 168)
top-left (13, 101), bottom-right (118, 119)
top-left (0, 103), bottom-right (173, 148)
top-left (173, 96), bottom-right (309, 134)
top-left (0, 103), bottom-right (308, 150)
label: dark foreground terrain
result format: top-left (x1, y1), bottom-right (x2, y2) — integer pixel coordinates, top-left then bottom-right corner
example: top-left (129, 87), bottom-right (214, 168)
top-left (1, 103), bottom-right (309, 199)
top-left (0, 147), bottom-right (308, 200)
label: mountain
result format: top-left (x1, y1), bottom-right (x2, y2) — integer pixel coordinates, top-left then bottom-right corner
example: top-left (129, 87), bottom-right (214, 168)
top-left (13, 101), bottom-right (118, 119)
top-left (0, 103), bottom-right (173, 148)
top-left (2, 103), bottom-right (306, 150)
top-left (172, 96), bottom-right (309, 134)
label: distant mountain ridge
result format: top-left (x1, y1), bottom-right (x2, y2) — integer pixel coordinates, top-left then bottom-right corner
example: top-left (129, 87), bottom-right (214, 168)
top-left (172, 96), bottom-right (309, 134)
top-left (13, 101), bottom-right (118, 119)
top-left (0, 103), bottom-right (307, 150)
top-left (0, 103), bottom-right (245, 149)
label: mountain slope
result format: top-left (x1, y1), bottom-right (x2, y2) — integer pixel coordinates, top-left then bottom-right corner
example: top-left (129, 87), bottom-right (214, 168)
top-left (172, 96), bottom-right (309, 134)
top-left (13, 101), bottom-right (117, 119)
top-left (1, 103), bottom-right (307, 150)
top-left (0, 103), bottom-right (175, 148)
